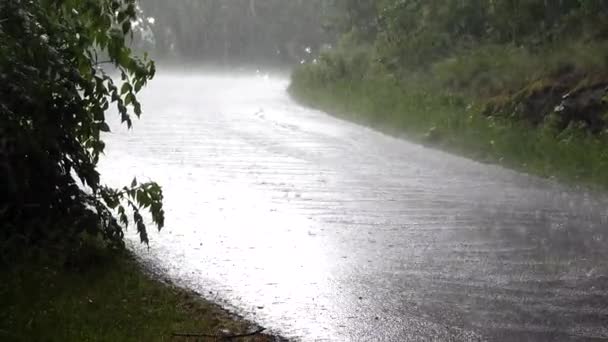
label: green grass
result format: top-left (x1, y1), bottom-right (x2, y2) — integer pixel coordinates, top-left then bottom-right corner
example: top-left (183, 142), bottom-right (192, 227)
top-left (289, 72), bottom-right (608, 189)
top-left (0, 244), bottom-right (275, 342)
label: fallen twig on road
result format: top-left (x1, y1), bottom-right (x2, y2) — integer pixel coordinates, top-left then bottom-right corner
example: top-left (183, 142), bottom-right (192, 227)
top-left (172, 327), bottom-right (266, 340)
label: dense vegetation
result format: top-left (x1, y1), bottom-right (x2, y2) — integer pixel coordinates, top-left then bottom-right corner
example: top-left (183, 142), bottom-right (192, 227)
top-left (137, 0), bottom-right (340, 65)
top-left (0, 0), bottom-right (164, 260)
top-left (291, 0), bottom-right (608, 187)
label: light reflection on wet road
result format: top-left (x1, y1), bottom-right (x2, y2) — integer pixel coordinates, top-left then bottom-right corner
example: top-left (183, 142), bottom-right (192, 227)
top-left (100, 72), bottom-right (608, 341)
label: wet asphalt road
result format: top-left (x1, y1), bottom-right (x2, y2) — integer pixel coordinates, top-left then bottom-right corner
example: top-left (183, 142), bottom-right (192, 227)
top-left (100, 71), bottom-right (608, 341)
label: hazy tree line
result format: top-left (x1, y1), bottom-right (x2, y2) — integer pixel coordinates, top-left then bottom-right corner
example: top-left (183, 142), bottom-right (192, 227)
top-left (137, 0), bottom-right (341, 65)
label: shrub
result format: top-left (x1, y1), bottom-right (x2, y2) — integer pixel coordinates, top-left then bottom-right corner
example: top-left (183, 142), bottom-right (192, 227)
top-left (0, 0), bottom-right (164, 259)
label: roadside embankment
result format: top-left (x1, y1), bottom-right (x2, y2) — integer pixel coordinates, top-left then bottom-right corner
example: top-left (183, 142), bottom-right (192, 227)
top-left (0, 243), bottom-right (284, 342)
top-left (289, 43), bottom-right (608, 189)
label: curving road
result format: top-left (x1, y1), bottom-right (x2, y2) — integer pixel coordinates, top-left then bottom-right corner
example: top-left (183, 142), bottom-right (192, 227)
top-left (100, 71), bottom-right (608, 341)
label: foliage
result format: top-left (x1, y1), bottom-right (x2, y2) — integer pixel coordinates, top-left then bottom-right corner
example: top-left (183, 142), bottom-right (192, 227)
top-left (0, 0), bottom-right (164, 257)
top-left (374, 0), bottom-right (608, 70)
top-left (296, 0), bottom-right (608, 129)
top-left (295, 39), bottom-right (374, 85)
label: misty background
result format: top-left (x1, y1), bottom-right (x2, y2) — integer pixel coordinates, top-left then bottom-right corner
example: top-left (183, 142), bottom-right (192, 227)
top-left (133, 0), bottom-right (341, 67)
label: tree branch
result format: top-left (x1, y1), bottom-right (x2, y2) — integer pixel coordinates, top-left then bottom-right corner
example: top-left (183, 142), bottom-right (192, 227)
top-left (97, 183), bottom-right (150, 199)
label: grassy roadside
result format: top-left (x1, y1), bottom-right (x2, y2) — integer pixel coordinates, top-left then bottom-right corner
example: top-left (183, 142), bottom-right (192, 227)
top-left (289, 72), bottom-right (608, 189)
top-left (0, 245), bottom-right (281, 342)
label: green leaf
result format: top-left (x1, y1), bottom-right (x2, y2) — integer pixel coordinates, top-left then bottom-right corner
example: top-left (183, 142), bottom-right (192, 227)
top-left (131, 177), bottom-right (137, 187)
top-left (125, 93), bottom-right (135, 105)
top-left (99, 122), bottom-right (111, 132)
top-left (118, 48), bottom-right (130, 67)
top-left (134, 101), bottom-right (142, 117)
top-left (120, 82), bottom-right (131, 95)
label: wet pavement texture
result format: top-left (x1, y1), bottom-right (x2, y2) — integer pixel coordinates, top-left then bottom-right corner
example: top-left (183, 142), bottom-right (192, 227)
top-left (100, 72), bottom-right (608, 341)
